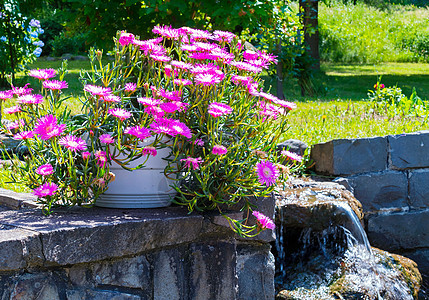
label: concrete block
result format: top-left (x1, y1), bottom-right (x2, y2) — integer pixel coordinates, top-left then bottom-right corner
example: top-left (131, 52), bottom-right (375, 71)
top-left (311, 136), bottom-right (388, 176)
top-left (347, 170), bottom-right (408, 212)
top-left (388, 131), bottom-right (429, 170)
top-left (409, 169), bottom-right (429, 208)
top-left (367, 209), bottom-right (429, 251)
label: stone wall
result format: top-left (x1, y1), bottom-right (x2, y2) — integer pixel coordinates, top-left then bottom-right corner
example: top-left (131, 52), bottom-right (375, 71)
top-left (311, 131), bottom-right (429, 276)
top-left (0, 202), bottom-right (275, 300)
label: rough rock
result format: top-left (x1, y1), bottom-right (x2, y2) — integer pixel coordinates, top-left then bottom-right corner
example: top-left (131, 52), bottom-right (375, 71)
top-left (236, 243), bottom-right (275, 300)
top-left (310, 136), bottom-right (388, 175)
top-left (388, 131), bottom-right (429, 170)
top-left (367, 209), bottom-right (429, 251)
top-left (345, 170), bottom-right (408, 212)
top-left (277, 139), bottom-right (308, 156)
top-left (409, 169), bottom-right (429, 208)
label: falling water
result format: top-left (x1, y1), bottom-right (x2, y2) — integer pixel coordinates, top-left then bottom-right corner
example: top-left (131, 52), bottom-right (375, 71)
top-left (274, 186), bottom-right (416, 299)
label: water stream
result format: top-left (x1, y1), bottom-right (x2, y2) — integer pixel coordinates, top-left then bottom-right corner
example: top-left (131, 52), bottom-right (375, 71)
top-left (274, 185), bottom-right (417, 299)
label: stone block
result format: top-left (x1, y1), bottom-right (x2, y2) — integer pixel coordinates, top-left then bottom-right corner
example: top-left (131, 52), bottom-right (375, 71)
top-left (409, 169), bottom-right (429, 208)
top-left (346, 170), bottom-right (408, 212)
top-left (9, 273), bottom-right (60, 300)
top-left (149, 246), bottom-right (189, 300)
top-left (189, 241), bottom-right (237, 300)
top-left (388, 131), bottom-right (429, 170)
top-left (66, 288), bottom-right (141, 300)
top-left (367, 210), bottom-right (429, 251)
top-left (236, 243), bottom-right (275, 300)
top-left (311, 136), bottom-right (388, 176)
top-left (0, 207), bottom-right (204, 266)
top-left (0, 188), bottom-right (39, 209)
top-left (277, 139), bottom-right (308, 156)
top-left (401, 248), bottom-right (429, 275)
top-left (0, 225), bottom-right (43, 271)
top-left (92, 256), bottom-right (151, 291)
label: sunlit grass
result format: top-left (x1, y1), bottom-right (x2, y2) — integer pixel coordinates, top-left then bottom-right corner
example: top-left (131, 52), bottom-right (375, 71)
top-left (284, 100), bottom-right (428, 146)
top-left (0, 162), bottom-right (30, 193)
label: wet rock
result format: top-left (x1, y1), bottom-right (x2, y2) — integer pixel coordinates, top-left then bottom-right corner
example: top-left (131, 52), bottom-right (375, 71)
top-left (10, 273), bottom-right (60, 300)
top-left (275, 178), bottom-right (422, 300)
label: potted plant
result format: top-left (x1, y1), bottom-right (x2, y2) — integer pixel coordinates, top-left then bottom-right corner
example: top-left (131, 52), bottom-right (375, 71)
top-left (0, 25), bottom-right (300, 236)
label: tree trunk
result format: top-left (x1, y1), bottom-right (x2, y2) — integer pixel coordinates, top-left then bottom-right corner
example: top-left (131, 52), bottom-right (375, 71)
top-left (299, 0), bottom-right (320, 70)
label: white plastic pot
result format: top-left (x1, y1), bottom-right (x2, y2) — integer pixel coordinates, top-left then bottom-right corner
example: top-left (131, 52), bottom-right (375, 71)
top-left (96, 138), bottom-right (176, 208)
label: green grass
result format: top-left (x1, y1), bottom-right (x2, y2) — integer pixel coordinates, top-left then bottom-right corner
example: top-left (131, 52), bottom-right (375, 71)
top-left (284, 100), bottom-right (428, 146)
top-left (318, 2), bottom-right (429, 63)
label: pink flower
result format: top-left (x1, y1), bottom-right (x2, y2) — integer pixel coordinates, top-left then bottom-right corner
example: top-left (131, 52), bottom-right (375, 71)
top-left (82, 152), bottom-right (91, 160)
top-left (160, 102), bottom-right (181, 113)
top-left (208, 102), bottom-right (233, 117)
top-left (173, 79), bottom-right (193, 86)
top-left (252, 211), bottom-right (275, 230)
top-left (256, 160), bottom-right (279, 187)
top-left (243, 50), bottom-right (259, 61)
top-left (170, 119), bottom-right (192, 138)
top-left (118, 32), bottom-right (135, 46)
top-left (191, 63), bottom-right (219, 74)
top-left (281, 150), bottom-right (303, 162)
top-left (34, 115), bottom-right (66, 140)
top-left (181, 157), bottom-right (203, 170)
top-left (108, 108), bottom-right (131, 121)
top-left (137, 97), bottom-right (161, 106)
top-left (14, 131), bottom-right (34, 140)
top-left (212, 145), bottom-right (227, 155)
top-left (170, 60), bottom-right (192, 71)
top-left (188, 28), bottom-right (213, 41)
top-left (142, 146), bottom-right (157, 156)
top-left (4, 105), bottom-right (21, 114)
top-left (6, 120), bottom-right (24, 130)
top-left (231, 75), bottom-right (252, 86)
top-left (259, 51), bottom-right (278, 64)
top-left (43, 80), bottom-right (68, 90)
top-left (272, 99), bottom-right (297, 111)
top-left (101, 94), bottom-right (121, 103)
top-left (164, 65), bottom-right (178, 77)
top-left (124, 82), bottom-right (137, 92)
top-left (0, 90), bottom-right (12, 100)
top-left (150, 118), bottom-right (190, 138)
top-left (95, 150), bottom-right (108, 168)
top-left (28, 68), bottom-right (57, 80)
top-left (11, 84), bottom-right (33, 96)
top-left (36, 164), bottom-right (54, 176)
top-left (150, 54), bottom-right (171, 62)
top-left (159, 88), bottom-right (182, 101)
top-left (99, 133), bottom-right (115, 144)
top-left (18, 94), bottom-right (44, 105)
top-left (59, 135), bottom-right (87, 152)
top-left (152, 25), bottom-right (181, 40)
top-left (33, 182), bottom-right (58, 198)
top-left (195, 73), bottom-right (223, 86)
top-left (229, 61), bottom-right (262, 73)
top-left (124, 126), bottom-right (151, 140)
top-left (84, 85), bottom-right (112, 97)
top-left (213, 30), bottom-right (236, 43)
top-left (374, 83), bottom-right (385, 89)
top-left (193, 139), bottom-right (204, 146)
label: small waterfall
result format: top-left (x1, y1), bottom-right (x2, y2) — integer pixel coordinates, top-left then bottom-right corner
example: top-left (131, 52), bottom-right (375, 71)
top-left (274, 185), bottom-right (416, 300)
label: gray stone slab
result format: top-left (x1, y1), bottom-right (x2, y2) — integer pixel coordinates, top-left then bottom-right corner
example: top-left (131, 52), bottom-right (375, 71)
top-left (66, 289), bottom-right (141, 300)
top-left (367, 209), bottom-right (429, 251)
top-left (9, 273), bottom-right (60, 300)
top-left (150, 246), bottom-right (189, 300)
top-left (347, 170), bottom-right (408, 212)
top-left (0, 225), bottom-right (43, 271)
top-left (311, 137), bottom-right (388, 176)
top-left (0, 188), bottom-right (39, 209)
top-left (409, 169), bottom-right (429, 208)
top-left (388, 131), bottom-right (429, 170)
top-left (189, 241), bottom-right (237, 300)
top-left (236, 243), bottom-right (275, 300)
top-left (0, 207), bottom-right (204, 266)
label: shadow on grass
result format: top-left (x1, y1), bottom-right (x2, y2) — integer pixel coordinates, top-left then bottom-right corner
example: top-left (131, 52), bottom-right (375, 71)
top-left (269, 63), bottom-right (429, 102)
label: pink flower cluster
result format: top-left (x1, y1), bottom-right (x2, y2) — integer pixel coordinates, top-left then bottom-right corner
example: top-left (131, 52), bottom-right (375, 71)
top-left (252, 211), bottom-right (275, 230)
